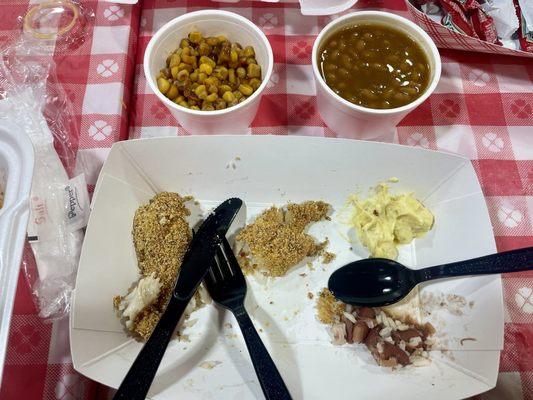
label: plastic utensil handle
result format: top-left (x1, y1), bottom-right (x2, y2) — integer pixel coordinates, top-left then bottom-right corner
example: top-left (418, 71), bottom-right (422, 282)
top-left (418, 247), bottom-right (533, 282)
top-left (113, 297), bottom-right (189, 400)
top-left (234, 308), bottom-right (293, 400)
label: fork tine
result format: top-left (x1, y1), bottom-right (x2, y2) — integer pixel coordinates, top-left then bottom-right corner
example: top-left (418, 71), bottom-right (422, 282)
top-left (220, 237), bottom-right (242, 277)
top-left (207, 257), bottom-right (218, 283)
top-left (213, 250), bottom-right (228, 281)
top-left (218, 241), bottom-right (235, 277)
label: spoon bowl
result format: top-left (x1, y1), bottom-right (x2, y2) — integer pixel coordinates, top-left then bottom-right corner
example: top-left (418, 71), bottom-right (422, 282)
top-left (328, 247), bottom-right (533, 307)
top-left (328, 258), bottom-right (418, 307)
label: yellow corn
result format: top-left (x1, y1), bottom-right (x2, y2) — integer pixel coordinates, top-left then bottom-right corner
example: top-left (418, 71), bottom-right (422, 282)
top-left (238, 84), bottom-right (253, 96)
top-left (157, 77), bottom-right (170, 94)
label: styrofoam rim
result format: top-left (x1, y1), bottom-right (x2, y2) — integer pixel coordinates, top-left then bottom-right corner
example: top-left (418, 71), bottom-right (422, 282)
top-left (311, 11), bottom-right (442, 115)
top-left (144, 10), bottom-right (274, 117)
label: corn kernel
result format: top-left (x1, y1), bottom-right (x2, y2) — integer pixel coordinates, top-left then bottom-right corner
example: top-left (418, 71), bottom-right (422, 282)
top-left (199, 63), bottom-right (213, 75)
top-left (199, 56), bottom-right (216, 68)
top-left (222, 91), bottom-right (235, 103)
top-left (247, 63), bottom-right (261, 78)
top-left (198, 42), bottom-right (211, 56)
top-left (249, 78), bottom-right (261, 90)
top-left (166, 84), bottom-right (179, 100)
top-left (188, 31), bottom-right (202, 44)
top-left (169, 54), bottom-right (181, 68)
top-left (157, 77), bottom-right (170, 94)
top-left (206, 37), bottom-right (219, 46)
top-left (228, 68), bottom-right (236, 84)
top-left (195, 84), bottom-right (207, 97)
top-left (176, 69), bottom-right (189, 82)
top-left (236, 67), bottom-right (246, 79)
top-left (243, 46), bottom-right (255, 58)
top-left (205, 93), bottom-right (218, 102)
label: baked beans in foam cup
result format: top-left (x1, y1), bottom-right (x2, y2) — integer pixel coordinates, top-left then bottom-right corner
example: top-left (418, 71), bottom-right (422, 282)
top-left (312, 11), bottom-right (441, 140)
top-left (144, 10), bottom-right (273, 135)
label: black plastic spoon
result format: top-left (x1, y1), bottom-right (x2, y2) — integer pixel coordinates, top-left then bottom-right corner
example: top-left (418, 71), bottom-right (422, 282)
top-left (328, 247), bottom-right (533, 307)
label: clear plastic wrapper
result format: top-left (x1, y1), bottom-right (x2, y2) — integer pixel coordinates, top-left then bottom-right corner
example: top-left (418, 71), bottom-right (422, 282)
top-left (0, 1), bottom-right (94, 321)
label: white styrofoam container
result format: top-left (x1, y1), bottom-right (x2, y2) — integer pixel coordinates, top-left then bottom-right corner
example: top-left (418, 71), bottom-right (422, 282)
top-left (104, 0), bottom-right (358, 16)
top-left (144, 10), bottom-right (274, 135)
top-left (312, 11), bottom-right (441, 139)
top-left (0, 122), bottom-right (34, 384)
top-left (71, 136), bottom-right (502, 400)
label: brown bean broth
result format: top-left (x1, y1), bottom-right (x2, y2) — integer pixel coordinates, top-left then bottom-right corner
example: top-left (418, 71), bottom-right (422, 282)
top-left (318, 23), bottom-right (430, 109)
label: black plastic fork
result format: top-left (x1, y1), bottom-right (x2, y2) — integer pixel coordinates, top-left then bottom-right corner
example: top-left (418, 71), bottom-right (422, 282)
top-left (205, 238), bottom-right (293, 400)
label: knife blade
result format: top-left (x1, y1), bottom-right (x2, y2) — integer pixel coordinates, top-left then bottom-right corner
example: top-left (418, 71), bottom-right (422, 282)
top-left (114, 197), bottom-right (243, 400)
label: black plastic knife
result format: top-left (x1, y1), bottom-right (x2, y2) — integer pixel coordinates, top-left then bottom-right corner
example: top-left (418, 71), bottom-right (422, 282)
top-left (114, 197), bottom-right (243, 400)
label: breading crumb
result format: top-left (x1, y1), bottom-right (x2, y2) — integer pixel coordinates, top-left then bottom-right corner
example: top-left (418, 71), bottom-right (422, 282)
top-left (316, 288), bottom-right (343, 324)
top-left (322, 251), bottom-right (336, 264)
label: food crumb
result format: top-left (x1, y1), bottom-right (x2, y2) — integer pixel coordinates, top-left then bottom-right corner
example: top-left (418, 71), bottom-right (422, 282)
top-left (269, 301), bottom-right (274, 305)
top-left (316, 288), bottom-right (343, 324)
top-left (307, 262), bottom-right (315, 271)
top-left (225, 156), bottom-right (241, 170)
top-left (388, 177), bottom-right (399, 183)
top-left (299, 273), bottom-right (307, 277)
top-left (322, 251), bottom-right (336, 264)
top-left (460, 337), bottom-right (477, 346)
top-left (199, 361), bottom-right (222, 370)
top-left (308, 292), bottom-right (314, 300)
top-left (422, 292), bottom-right (468, 317)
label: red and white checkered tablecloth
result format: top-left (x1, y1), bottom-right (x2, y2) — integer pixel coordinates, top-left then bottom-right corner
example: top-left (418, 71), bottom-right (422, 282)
top-left (1, 0), bottom-right (532, 399)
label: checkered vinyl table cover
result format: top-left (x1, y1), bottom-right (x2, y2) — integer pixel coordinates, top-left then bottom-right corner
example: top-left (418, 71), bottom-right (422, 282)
top-left (1, 0), bottom-right (532, 399)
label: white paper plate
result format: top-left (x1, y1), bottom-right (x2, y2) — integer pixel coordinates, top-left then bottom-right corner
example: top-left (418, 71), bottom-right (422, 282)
top-left (71, 136), bottom-right (502, 400)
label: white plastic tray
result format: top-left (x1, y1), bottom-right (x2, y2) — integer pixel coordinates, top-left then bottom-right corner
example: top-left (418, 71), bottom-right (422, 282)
top-left (104, 0), bottom-right (358, 16)
top-left (0, 121), bottom-right (34, 384)
top-left (71, 136), bottom-right (502, 400)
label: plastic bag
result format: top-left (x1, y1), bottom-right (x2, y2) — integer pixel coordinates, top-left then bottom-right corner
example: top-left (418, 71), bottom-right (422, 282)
top-left (0, 1), bottom-right (94, 321)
